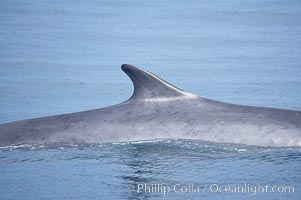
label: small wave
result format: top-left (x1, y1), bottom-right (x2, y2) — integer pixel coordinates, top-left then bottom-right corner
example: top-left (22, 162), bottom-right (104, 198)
top-left (0, 139), bottom-right (300, 154)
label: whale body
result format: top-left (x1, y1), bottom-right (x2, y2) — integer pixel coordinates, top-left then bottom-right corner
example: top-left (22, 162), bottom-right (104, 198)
top-left (0, 64), bottom-right (300, 147)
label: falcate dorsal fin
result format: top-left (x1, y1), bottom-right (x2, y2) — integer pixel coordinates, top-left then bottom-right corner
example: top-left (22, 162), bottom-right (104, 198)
top-left (121, 64), bottom-right (197, 102)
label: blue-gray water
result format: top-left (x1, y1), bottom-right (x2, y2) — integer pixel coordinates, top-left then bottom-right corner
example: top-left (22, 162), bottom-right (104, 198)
top-left (0, 0), bottom-right (301, 199)
top-left (0, 141), bottom-right (300, 199)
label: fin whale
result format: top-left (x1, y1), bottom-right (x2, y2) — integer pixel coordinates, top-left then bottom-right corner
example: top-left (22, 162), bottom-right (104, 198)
top-left (0, 64), bottom-right (300, 147)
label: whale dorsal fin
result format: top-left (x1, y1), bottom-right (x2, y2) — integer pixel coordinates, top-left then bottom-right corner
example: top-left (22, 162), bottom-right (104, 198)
top-left (121, 64), bottom-right (197, 102)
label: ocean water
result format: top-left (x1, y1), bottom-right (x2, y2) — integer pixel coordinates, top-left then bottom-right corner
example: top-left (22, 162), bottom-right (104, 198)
top-left (0, 140), bottom-right (300, 199)
top-left (0, 0), bottom-right (301, 199)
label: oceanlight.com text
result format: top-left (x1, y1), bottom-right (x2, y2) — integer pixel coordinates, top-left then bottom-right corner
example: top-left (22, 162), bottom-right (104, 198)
top-left (128, 183), bottom-right (295, 196)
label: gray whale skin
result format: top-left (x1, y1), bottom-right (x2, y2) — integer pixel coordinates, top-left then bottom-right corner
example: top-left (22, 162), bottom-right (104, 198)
top-left (0, 64), bottom-right (300, 147)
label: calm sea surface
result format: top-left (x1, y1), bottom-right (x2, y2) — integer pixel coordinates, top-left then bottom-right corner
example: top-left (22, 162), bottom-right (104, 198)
top-left (0, 0), bottom-right (301, 199)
